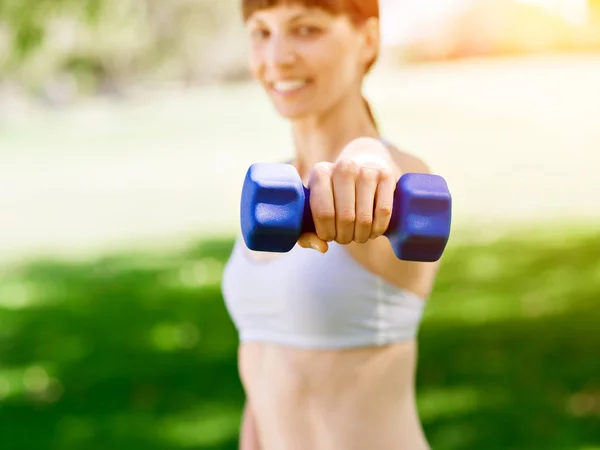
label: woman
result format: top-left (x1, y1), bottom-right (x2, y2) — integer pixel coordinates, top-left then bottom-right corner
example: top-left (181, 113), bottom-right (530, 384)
top-left (221, 1), bottom-right (442, 449)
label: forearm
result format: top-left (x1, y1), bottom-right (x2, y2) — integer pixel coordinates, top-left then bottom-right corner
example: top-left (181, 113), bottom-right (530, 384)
top-left (240, 402), bottom-right (261, 450)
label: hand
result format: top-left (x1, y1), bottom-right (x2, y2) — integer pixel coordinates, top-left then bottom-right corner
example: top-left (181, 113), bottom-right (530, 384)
top-left (298, 139), bottom-right (399, 253)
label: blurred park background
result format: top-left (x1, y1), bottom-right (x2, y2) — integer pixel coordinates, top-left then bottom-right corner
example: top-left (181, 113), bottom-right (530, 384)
top-left (1, 0), bottom-right (600, 449)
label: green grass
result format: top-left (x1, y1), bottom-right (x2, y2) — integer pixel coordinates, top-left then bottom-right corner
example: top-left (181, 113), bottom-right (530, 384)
top-left (0, 228), bottom-right (599, 450)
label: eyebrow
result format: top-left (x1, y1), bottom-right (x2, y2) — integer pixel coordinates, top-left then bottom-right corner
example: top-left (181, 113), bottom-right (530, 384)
top-left (288, 13), bottom-right (310, 23)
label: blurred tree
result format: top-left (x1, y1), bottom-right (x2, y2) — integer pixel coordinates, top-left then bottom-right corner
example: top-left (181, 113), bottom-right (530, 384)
top-left (0, 0), bottom-right (250, 100)
top-left (0, 0), bottom-right (102, 58)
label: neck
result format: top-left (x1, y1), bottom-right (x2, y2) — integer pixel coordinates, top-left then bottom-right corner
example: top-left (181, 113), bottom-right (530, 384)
top-left (290, 92), bottom-right (380, 180)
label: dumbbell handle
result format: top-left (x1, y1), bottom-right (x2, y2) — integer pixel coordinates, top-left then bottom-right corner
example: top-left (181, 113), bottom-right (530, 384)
top-left (299, 185), bottom-right (401, 236)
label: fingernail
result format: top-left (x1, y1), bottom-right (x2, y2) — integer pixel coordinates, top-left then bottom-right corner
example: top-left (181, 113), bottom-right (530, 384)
top-left (311, 243), bottom-right (323, 253)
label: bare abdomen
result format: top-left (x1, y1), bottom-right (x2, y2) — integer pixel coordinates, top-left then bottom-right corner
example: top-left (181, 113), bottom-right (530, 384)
top-left (238, 341), bottom-right (430, 450)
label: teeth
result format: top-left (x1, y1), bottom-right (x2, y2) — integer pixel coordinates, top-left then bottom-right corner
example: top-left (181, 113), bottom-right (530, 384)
top-left (273, 80), bottom-right (307, 92)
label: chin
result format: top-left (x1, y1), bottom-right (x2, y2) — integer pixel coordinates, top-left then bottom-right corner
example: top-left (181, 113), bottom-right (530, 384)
top-left (271, 97), bottom-right (328, 121)
top-left (272, 104), bottom-right (313, 121)
top-left (275, 108), bottom-right (311, 120)
top-left (265, 89), bottom-right (321, 121)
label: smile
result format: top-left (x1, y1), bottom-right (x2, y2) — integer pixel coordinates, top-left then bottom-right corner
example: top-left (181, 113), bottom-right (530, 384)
top-left (270, 79), bottom-right (312, 96)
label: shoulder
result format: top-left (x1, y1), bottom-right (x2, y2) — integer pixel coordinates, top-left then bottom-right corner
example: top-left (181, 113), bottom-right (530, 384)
top-left (338, 137), bottom-right (432, 180)
top-left (384, 141), bottom-right (432, 176)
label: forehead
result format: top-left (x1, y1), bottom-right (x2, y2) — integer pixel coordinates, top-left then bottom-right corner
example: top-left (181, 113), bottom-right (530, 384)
top-left (245, 0), bottom-right (345, 14)
top-left (246, 4), bottom-right (336, 23)
top-left (244, 0), bottom-right (348, 22)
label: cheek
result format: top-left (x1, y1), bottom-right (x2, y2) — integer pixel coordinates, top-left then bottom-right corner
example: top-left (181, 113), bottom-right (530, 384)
top-left (247, 48), bottom-right (264, 80)
top-left (303, 40), bottom-right (355, 81)
top-left (315, 47), bottom-right (360, 90)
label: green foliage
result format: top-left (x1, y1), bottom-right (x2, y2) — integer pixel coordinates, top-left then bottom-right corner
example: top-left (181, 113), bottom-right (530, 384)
top-left (0, 0), bottom-right (248, 96)
top-left (0, 229), bottom-right (599, 449)
top-left (0, 0), bottom-right (102, 58)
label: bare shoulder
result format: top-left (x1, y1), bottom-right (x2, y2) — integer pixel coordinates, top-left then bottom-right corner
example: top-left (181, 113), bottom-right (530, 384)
top-left (385, 144), bottom-right (432, 176)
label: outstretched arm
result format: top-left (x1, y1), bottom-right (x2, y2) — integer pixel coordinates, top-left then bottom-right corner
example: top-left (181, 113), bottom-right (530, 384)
top-left (297, 137), bottom-right (442, 298)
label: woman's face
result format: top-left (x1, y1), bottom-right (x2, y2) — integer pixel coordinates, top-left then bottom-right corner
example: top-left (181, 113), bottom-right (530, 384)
top-left (245, 4), bottom-right (378, 120)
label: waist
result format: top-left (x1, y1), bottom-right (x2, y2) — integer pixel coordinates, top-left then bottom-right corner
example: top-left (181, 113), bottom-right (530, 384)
top-left (239, 341), bottom-right (427, 450)
top-left (239, 340), bottom-right (418, 404)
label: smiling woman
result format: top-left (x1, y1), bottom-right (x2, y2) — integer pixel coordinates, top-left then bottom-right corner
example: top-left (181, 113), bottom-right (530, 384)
top-left (223, 1), bottom-right (438, 449)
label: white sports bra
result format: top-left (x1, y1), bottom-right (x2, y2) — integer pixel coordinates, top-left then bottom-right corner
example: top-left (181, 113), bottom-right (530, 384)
top-left (221, 236), bottom-right (427, 350)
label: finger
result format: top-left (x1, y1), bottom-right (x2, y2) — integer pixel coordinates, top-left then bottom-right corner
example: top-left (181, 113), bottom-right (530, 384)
top-left (298, 232), bottom-right (329, 253)
top-left (354, 166), bottom-right (379, 244)
top-left (308, 162), bottom-right (336, 242)
top-left (371, 168), bottom-right (396, 239)
top-left (332, 159), bottom-right (359, 245)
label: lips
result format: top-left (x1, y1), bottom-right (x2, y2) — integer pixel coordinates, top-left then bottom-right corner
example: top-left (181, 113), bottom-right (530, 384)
top-left (270, 79), bottom-right (311, 96)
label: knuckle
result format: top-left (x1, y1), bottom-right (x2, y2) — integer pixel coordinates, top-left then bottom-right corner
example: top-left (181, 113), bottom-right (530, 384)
top-left (314, 208), bottom-right (336, 222)
top-left (311, 162), bottom-right (332, 182)
top-left (378, 167), bottom-right (395, 181)
top-left (334, 159), bottom-right (359, 178)
top-left (377, 203), bottom-right (393, 217)
top-left (337, 209), bottom-right (356, 225)
top-left (314, 161), bottom-right (332, 172)
top-left (355, 235), bottom-right (370, 244)
top-left (317, 227), bottom-right (337, 242)
top-left (356, 211), bottom-right (373, 226)
top-left (371, 223), bottom-right (387, 236)
top-left (370, 230), bottom-right (383, 240)
top-left (336, 234), bottom-right (353, 245)
top-left (358, 167), bottom-right (379, 184)
top-left (319, 231), bottom-right (336, 242)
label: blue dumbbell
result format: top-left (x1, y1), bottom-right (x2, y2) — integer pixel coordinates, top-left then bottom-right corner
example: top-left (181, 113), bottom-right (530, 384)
top-left (240, 163), bottom-right (452, 262)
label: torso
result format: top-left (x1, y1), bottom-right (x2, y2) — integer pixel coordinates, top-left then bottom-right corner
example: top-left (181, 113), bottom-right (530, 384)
top-left (222, 145), bottom-right (439, 449)
top-left (238, 341), bottom-right (428, 450)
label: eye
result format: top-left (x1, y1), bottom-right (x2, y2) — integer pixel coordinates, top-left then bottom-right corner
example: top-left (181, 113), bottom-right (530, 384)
top-left (294, 25), bottom-right (322, 37)
top-left (250, 27), bottom-right (270, 41)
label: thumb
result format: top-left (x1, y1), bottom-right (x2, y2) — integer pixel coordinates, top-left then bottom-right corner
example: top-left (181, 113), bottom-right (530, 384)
top-left (298, 232), bottom-right (329, 253)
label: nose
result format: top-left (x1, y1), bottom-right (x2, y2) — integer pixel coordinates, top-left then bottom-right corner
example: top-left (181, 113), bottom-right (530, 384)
top-left (265, 33), bottom-right (296, 68)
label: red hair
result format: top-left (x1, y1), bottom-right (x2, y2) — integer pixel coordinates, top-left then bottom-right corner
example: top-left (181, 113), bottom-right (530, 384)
top-left (242, 0), bottom-right (379, 26)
